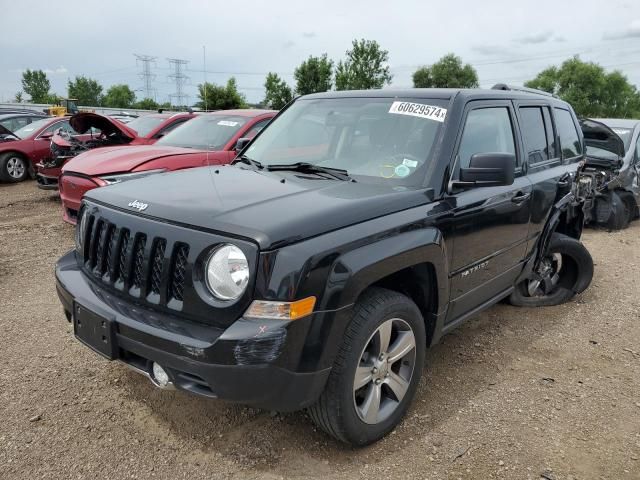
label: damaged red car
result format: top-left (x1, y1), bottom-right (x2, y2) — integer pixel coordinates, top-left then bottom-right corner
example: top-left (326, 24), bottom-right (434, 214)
top-left (59, 109), bottom-right (276, 223)
top-left (0, 116), bottom-right (85, 183)
top-left (36, 111), bottom-right (195, 189)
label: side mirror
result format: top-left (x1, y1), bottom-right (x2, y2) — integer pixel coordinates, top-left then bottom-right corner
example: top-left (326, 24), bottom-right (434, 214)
top-left (235, 137), bottom-right (251, 153)
top-left (457, 152), bottom-right (515, 187)
top-left (39, 132), bottom-right (54, 140)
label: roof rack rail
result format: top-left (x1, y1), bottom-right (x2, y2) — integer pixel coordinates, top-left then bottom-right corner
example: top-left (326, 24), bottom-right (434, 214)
top-left (491, 83), bottom-right (556, 98)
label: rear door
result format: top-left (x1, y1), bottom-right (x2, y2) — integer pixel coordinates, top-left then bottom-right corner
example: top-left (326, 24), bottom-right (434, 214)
top-left (446, 100), bottom-right (533, 322)
top-left (518, 103), bottom-right (583, 257)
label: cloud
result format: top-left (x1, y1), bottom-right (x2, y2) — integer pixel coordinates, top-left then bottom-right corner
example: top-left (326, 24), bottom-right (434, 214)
top-left (554, 36), bottom-right (566, 43)
top-left (470, 45), bottom-right (515, 57)
top-left (43, 66), bottom-right (68, 75)
top-left (302, 31), bottom-right (316, 38)
top-left (282, 40), bottom-right (296, 49)
top-left (514, 31), bottom-right (552, 44)
top-left (603, 19), bottom-right (640, 40)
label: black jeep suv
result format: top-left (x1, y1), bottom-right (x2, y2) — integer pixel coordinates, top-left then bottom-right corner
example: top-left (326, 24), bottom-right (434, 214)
top-left (55, 86), bottom-right (594, 446)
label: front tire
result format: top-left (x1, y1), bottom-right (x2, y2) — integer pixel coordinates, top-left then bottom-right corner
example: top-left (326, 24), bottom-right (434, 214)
top-left (509, 233), bottom-right (593, 307)
top-left (0, 153), bottom-right (29, 182)
top-left (308, 287), bottom-right (426, 446)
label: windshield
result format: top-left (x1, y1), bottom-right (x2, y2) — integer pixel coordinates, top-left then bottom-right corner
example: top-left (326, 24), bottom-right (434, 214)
top-left (156, 114), bottom-right (246, 150)
top-left (13, 117), bottom-right (52, 139)
top-left (244, 97), bottom-right (447, 185)
top-left (122, 115), bottom-right (165, 137)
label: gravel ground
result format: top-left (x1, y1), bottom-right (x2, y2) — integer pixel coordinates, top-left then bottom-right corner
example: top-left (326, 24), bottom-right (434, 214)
top-left (1, 180), bottom-right (639, 480)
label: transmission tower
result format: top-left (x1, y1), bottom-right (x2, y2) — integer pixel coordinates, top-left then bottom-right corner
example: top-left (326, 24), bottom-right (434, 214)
top-left (134, 54), bottom-right (157, 100)
top-left (167, 58), bottom-right (190, 106)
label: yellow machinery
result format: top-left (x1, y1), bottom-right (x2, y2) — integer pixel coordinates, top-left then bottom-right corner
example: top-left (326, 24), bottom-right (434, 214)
top-left (44, 99), bottom-right (79, 117)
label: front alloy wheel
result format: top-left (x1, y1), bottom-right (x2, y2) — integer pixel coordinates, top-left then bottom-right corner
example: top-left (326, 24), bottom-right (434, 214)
top-left (308, 287), bottom-right (426, 446)
top-left (354, 318), bottom-right (416, 424)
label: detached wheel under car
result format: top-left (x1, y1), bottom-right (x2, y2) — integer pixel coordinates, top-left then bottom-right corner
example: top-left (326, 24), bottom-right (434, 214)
top-left (509, 233), bottom-right (593, 307)
top-left (308, 287), bottom-right (426, 446)
top-left (0, 153), bottom-right (29, 182)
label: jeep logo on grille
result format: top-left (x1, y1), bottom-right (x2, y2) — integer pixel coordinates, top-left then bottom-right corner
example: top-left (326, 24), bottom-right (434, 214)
top-left (128, 200), bottom-right (148, 212)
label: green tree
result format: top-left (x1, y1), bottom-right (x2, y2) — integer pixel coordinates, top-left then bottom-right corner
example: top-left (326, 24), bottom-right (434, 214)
top-left (14, 91), bottom-right (23, 103)
top-left (67, 76), bottom-right (103, 106)
top-left (525, 56), bottom-right (640, 117)
top-left (103, 84), bottom-right (136, 108)
top-left (263, 72), bottom-right (293, 109)
top-left (132, 98), bottom-right (159, 110)
top-left (21, 69), bottom-right (51, 103)
top-left (196, 77), bottom-right (247, 110)
top-left (412, 53), bottom-right (479, 88)
top-left (294, 54), bottom-right (333, 95)
top-left (334, 39), bottom-right (392, 91)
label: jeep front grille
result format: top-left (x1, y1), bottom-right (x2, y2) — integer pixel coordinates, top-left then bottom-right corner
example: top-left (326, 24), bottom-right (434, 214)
top-left (81, 212), bottom-right (190, 307)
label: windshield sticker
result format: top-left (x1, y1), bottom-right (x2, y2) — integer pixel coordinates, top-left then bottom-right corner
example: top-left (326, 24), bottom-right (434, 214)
top-left (388, 101), bottom-right (446, 123)
top-left (394, 164), bottom-right (411, 177)
top-left (217, 120), bottom-right (239, 127)
top-left (402, 158), bottom-right (418, 168)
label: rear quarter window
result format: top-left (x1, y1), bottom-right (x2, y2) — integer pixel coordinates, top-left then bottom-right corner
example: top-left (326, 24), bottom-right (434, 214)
top-left (554, 108), bottom-right (582, 161)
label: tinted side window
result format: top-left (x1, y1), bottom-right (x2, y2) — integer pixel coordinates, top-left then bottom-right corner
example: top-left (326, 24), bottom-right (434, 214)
top-left (519, 107), bottom-right (549, 164)
top-left (458, 107), bottom-right (516, 169)
top-left (554, 108), bottom-right (582, 160)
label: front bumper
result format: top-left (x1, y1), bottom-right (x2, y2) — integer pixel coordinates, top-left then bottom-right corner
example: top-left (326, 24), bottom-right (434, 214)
top-left (35, 164), bottom-right (60, 190)
top-left (55, 250), bottom-right (331, 411)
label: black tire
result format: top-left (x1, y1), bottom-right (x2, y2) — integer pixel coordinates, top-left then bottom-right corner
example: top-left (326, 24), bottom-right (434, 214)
top-left (605, 191), bottom-right (630, 230)
top-left (618, 191), bottom-right (637, 224)
top-left (509, 233), bottom-right (593, 307)
top-left (0, 152), bottom-right (29, 182)
top-left (308, 287), bottom-right (426, 446)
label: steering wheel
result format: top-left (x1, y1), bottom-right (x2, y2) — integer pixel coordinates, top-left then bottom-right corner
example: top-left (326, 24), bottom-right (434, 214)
top-left (379, 153), bottom-right (421, 179)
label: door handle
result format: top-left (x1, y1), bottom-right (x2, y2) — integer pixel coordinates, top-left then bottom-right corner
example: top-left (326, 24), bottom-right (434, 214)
top-left (511, 192), bottom-right (531, 203)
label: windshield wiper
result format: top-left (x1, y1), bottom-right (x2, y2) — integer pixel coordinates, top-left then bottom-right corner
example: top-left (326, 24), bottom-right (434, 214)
top-left (233, 154), bottom-right (263, 170)
top-left (266, 162), bottom-right (352, 181)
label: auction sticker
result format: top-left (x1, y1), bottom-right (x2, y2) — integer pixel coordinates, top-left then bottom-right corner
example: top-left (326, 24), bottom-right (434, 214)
top-left (388, 101), bottom-right (447, 122)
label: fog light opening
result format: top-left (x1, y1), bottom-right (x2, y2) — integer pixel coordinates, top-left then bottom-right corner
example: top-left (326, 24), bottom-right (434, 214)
top-left (151, 362), bottom-right (172, 388)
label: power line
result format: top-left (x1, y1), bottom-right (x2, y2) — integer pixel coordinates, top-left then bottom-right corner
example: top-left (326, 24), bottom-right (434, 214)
top-left (167, 58), bottom-right (190, 106)
top-left (134, 54), bottom-right (157, 100)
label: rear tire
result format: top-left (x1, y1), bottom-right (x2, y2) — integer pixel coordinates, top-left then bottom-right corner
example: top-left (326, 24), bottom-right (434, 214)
top-left (509, 233), bottom-right (593, 307)
top-left (605, 191), bottom-right (630, 230)
top-left (308, 287), bottom-right (426, 446)
top-left (0, 152), bottom-right (29, 182)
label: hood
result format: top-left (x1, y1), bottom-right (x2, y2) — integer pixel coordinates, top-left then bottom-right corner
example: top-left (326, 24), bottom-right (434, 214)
top-left (580, 118), bottom-right (625, 168)
top-left (70, 112), bottom-right (137, 140)
top-left (62, 145), bottom-right (205, 176)
top-left (85, 165), bottom-right (433, 250)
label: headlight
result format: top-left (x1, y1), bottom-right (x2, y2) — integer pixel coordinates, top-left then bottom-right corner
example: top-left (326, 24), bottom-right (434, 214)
top-left (76, 208), bottom-right (88, 253)
top-left (205, 244), bottom-right (249, 301)
top-left (99, 168), bottom-right (166, 185)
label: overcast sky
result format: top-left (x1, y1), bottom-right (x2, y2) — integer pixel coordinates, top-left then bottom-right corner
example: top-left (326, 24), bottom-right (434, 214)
top-left (1, 0), bottom-right (640, 105)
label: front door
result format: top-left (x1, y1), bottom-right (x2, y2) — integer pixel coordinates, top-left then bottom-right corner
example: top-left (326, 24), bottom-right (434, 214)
top-left (446, 101), bottom-right (532, 322)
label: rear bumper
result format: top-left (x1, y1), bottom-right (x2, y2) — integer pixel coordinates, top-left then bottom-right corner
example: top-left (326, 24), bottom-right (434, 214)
top-left (55, 250), bottom-right (331, 411)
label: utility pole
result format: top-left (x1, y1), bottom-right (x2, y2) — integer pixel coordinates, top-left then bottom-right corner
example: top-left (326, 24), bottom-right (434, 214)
top-left (134, 54), bottom-right (157, 101)
top-left (167, 58), bottom-right (190, 107)
top-left (203, 46), bottom-right (207, 111)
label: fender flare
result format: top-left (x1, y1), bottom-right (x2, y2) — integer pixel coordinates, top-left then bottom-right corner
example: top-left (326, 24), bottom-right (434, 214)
top-left (321, 227), bottom-right (449, 316)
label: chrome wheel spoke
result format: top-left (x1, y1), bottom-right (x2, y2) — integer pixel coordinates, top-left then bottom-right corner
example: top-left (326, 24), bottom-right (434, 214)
top-left (359, 383), bottom-right (382, 424)
top-left (376, 320), bottom-right (393, 355)
top-left (385, 371), bottom-right (409, 402)
top-left (387, 331), bottom-right (415, 364)
top-left (354, 365), bottom-right (373, 391)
